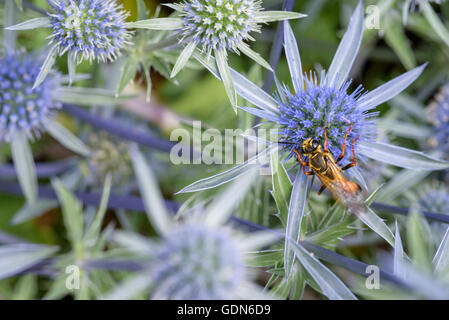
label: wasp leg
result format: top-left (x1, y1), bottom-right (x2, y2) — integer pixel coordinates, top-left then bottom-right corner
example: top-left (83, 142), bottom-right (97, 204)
top-left (292, 148), bottom-right (314, 176)
top-left (318, 184), bottom-right (326, 195)
top-left (323, 127), bottom-right (329, 152)
top-left (336, 123), bottom-right (354, 163)
top-left (342, 135), bottom-right (360, 171)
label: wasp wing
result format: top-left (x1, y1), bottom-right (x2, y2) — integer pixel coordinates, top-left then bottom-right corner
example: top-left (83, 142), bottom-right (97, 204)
top-left (316, 160), bottom-right (366, 212)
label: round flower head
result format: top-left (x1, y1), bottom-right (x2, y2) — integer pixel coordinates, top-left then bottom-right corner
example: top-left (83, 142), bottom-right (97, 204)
top-left (86, 131), bottom-right (133, 187)
top-left (48, 0), bottom-right (132, 62)
top-left (153, 225), bottom-right (245, 299)
top-left (427, 83), bottom-right (449, 157)
top-left (181, 0), bottom-right (261, 53)
top-left (0, 51), bottom-right (60, 142)
top-left (277, 74), bottom-right (376, 160)
top-left (225, 1), bottom-right (426, 167)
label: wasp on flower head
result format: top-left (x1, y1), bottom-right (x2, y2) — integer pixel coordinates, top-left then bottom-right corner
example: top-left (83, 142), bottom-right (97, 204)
top-left (283, 124), bottom-right (365, 209)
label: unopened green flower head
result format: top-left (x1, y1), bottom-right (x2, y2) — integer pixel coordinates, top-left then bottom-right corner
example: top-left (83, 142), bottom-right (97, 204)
top-left (181, 0), bottom-right (261, 53)
top-left (87, 131), bottom-right (132, 186)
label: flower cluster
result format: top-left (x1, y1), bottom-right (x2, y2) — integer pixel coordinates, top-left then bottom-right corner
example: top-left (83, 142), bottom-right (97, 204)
top-left (48, 0), bottom-right (132, 62)
top-left (180, 0), bottom-right (261, 53)
top-left (0, 51), bottom-right (59, 142)
top-left (152, 225), bottom-right (244, 299)
top-left (278, 76), bottom-right (376, 160)
top-left (427, 83), bottom-right (449, 156)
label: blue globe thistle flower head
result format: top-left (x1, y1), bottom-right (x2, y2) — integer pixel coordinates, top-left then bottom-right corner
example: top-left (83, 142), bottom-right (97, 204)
top-left (47, 0), bottom-right (132, 63)
top-left (7, 0), bottom-right (133, 88)
top-left (0, 50), bottom-right (60, 142)
top-left (152, 224), bottom-right (245, 299)
top-left (181, 0), bottom-right (440, 198)
top-left (427, 83), bottom-right (449, 157)
top-left (181, 0), bottom-right (261, 54)
top-left (277, 74), bottom-right (377, 162)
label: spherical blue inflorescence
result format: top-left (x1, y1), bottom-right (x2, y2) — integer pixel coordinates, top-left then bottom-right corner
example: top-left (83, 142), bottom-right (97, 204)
top-left (153, 225), bottom-right (245, 299)
top-left (0, 51), bottom-right (59, 142)
top-left (47, 0), bottom-right (132, 62)
top-left (181, 0), bottom-right (261, 52)
top-left (277, 74), bottom-right (376, 160)
top-left (427, 83), bottom-right (449, 156)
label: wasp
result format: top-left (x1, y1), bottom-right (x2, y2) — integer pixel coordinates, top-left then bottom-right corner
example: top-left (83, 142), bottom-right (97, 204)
top-left (290, 124), bottom-right (362, 205)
